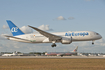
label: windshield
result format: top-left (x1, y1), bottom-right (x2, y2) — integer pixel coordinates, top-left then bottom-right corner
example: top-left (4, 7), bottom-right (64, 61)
top-left (96, 33), bottom-right (99, 35)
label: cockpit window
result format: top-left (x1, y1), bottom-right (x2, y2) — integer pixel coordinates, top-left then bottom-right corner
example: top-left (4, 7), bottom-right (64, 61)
top-left (96, 33), bottom-right (99, 35)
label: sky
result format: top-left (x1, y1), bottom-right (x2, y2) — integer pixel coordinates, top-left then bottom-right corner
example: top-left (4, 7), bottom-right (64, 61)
top-left (0, 0), bottom-right (105, 53)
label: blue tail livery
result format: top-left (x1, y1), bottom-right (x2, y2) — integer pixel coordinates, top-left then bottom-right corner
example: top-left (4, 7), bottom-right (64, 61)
top-left (6, 20), bottom-right (25, 36)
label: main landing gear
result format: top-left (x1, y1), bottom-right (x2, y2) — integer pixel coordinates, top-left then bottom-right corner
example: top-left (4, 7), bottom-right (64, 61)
top-left (51, 43), bottom-right (56, 47)
top-left (51, 41), bottom-right (57, 47)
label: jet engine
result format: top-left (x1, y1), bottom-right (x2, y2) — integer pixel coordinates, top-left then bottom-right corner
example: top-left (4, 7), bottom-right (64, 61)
top-left (61, 37), bottom-right (72, 44)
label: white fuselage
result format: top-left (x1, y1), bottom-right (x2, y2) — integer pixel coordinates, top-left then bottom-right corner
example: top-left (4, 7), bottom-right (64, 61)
top-left (2, 53), bottom-right (16, 56)
top-left (45, 52), bottom-right (77, 56)
top-left (8, 31), bottom-right (102, 43)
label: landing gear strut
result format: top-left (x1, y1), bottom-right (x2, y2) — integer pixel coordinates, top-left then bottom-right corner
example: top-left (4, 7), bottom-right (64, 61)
top-left (51, 43), bottom-right (56, 47)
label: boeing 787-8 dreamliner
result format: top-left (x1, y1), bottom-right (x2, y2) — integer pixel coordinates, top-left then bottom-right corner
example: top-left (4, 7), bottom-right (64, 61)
top-left (4, 20), bottom-right (102, 47)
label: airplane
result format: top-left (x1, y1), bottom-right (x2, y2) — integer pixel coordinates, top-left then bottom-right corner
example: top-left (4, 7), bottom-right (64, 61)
top-left (45, 46), bottom-right (78, 57)
top-left (4, 20), bottom-right (102, 47)
top-left (2, 51), bottom-right (17, 56)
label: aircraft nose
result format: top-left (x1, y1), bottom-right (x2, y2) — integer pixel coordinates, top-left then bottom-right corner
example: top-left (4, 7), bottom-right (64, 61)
top-left (98, 34), bottom-right (102, 39)
top-left (99, 34), bottom-right (102, 39)
top-left (96, 32), bottom-right (102, 39)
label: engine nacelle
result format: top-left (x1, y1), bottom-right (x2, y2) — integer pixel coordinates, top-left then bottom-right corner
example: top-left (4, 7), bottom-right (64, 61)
top-left (61, 37), bottom-right (72, 44)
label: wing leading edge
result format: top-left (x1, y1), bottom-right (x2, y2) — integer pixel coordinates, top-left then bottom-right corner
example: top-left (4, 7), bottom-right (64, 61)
top-left (28, 25), bottom-right (62, 41)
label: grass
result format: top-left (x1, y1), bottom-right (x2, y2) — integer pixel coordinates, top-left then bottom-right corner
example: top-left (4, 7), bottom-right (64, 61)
top-left (0, 58), bottom-right (105, 70)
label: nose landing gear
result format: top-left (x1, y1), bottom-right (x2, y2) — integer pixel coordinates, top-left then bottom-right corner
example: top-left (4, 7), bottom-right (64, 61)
top-left (92, 42), bottom-right (94, 45)
top-left (92, 41), bottom-right (94, 45)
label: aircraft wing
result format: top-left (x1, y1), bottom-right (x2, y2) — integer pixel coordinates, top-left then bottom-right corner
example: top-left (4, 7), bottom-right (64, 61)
top-left (28, 25), bottom-right (62, 41)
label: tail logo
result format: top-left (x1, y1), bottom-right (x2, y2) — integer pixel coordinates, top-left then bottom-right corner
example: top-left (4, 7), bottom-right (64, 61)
top-left (11, 27), bottom-right (18, 32)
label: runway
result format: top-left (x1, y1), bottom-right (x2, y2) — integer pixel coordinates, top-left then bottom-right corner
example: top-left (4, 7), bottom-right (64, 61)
top-left (0, 56), bottom-right (105, 59)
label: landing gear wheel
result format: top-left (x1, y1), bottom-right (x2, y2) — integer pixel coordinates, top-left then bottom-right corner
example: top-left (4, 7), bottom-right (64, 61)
top-left (92, 40), bottom-right (94, 45)
top-left (51, 45), bottom-right (54, 47)
top-left (51, 43), bottom-right (56, 47)
top-left (92, 42), bottom-right (94, 45)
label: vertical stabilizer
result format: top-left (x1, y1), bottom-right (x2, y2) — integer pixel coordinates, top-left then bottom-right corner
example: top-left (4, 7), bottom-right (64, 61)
top-left (73, 46), bottom-right (78, 52)
top-left (6, 20), bottom-right (25, 36)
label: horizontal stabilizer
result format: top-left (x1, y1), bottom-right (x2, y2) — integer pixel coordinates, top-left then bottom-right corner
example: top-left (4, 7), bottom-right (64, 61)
top-left (4, 35), bottom-right (31, 42)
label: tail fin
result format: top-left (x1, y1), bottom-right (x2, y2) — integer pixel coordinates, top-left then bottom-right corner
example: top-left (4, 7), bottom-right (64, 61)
top-left (73, 46), bottom-right (78, 52)
top-left (6, 20), bottom-right (25, 36)
top-left (13, 51), bottom-right (17, 55)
